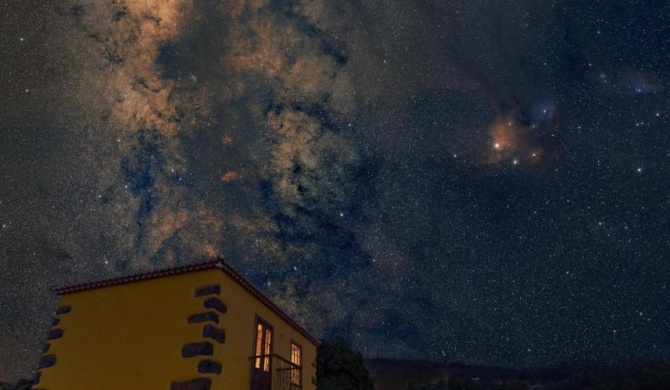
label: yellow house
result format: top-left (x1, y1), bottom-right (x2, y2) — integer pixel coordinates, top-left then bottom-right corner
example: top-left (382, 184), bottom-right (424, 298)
top-left (34, 259), bottom-right (318, 390)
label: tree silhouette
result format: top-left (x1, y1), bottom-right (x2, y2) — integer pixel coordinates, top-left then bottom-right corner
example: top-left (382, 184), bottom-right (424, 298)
top-left (316, 337), bottom-right (375, 390)
top-left (462, 377), bottom-right (476, 390)
top-left (447, 376), bottom-right (463, 390)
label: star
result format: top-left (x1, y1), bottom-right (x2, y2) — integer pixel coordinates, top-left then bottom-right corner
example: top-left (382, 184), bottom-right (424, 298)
top-left (2, 0), bottom-right (670, 381)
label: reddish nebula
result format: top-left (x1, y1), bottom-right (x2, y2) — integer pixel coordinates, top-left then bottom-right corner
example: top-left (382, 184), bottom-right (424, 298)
top-left (203, 244), bottom-right (218, 257)
top-left (484, 111), bottom-right (551, 167)
top-left (490, 119), bottom-right (517, 150)
top-left (487, 114), bottom-right (520, 164)
top-left (221, 171), bottom-right (240, 182)
top-left (222, 135), bottom-right (234, 145)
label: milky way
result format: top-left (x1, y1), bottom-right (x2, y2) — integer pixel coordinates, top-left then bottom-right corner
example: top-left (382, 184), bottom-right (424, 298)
top-left (2, 0), bottom-right (670, 380)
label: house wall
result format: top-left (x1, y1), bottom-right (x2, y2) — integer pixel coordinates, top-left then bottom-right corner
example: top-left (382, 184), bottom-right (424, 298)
top-left (214, 269), bottom-right (317, 390)
top-left (36, 268), bottom-right (317, 390)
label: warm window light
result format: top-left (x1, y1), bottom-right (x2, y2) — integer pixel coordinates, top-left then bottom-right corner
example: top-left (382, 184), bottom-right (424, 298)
top-left (264, 330), bottom-right (272, 372)
top-left (254, 323), bottom-right (263, 369)
top-left (253, 320), bottom-right (272, 372)
top-left (290, 341), bottom-right (302, 386)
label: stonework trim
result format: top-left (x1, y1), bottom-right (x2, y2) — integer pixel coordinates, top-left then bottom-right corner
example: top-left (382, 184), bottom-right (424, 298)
top-left (55, 305), bottom-right (71, 315)
top-left (194, 284), bottom-right (220, 297)
top-left (47, 328), bottom-right (64, 340)
top-left (203, 297), bottom-right (227, 314)
top-left (187, 311), bottom-right (219, 324)
top-left (38, 354), bottom-right (57, 369)
top-left (202, 325), bottom-right (225, 344)
top-left (197, 359), bottom-right (222, 374)
top-left (181, 342), bottom-right (214, 358)
top-left (170, 377), bottom-right (212, 390)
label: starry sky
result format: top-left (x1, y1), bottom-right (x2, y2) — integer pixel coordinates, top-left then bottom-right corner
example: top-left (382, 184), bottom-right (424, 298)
top-left (1, 0), bottom-right (669, 381)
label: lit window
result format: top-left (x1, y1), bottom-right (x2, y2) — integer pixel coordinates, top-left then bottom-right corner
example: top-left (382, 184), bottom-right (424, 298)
top-left (290, 341), bottom-right (302, 386)
top-left (253, 319), bottom-right (273, 372)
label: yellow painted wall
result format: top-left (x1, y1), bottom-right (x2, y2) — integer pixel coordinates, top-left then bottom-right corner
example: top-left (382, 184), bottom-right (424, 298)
top-left (214, 269), bottom-right (317, 390)
top-left (39, 267), bottom-right (317, 390)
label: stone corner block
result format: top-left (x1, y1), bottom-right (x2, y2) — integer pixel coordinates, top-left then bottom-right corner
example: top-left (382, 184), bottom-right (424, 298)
top-left (203, 297), bottom-right (227, 314)
top-left (181, 342), bottom-right (214, 358)
top-left (187, 311), bottom-right (219, 325)
top-left (202, 325), bottom-right (225, 344)
top-left (38, 354), bottom-right (57, 369)
top-left (194, 285), bottom-right (220, 297)
top-left (197, 359), bottom-right (222, 374)
top-left (170, 377), bottom-right (212, 390)
top-left (55, 305), bottom-right (71, 315)
top-left (47, 328), bottom-right (64, 340)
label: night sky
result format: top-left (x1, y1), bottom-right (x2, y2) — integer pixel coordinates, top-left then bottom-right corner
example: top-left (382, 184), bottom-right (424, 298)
top-left (1, 0), bottom-right (670, 381)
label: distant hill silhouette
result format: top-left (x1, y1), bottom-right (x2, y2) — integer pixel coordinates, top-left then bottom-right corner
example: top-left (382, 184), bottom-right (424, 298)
top-left (363, 358), bottom-right (670, 390)
top-left (4, 357), bottom-right (669, 389)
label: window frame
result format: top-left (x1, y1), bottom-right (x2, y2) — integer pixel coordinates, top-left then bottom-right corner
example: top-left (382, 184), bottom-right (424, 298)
top-left (289, 339), bottom-right (303, 386)
top-left (252, 316), bottom-right (274, 372)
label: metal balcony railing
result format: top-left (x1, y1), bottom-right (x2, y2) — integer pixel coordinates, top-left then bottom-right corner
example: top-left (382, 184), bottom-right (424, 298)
top-left (249, 354), bottom-right (302, 390)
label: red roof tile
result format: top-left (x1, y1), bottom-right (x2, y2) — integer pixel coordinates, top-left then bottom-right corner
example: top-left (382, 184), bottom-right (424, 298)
top-left (51, 258), bottom-right (319, 345)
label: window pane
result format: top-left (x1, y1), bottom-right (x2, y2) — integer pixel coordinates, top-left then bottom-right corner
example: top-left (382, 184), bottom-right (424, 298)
top-left (255, 332), bottom-right (263, 355)
top-left (290, 342), bottom-right (302, 385)
top-left (265, 329), bottom-right (272, 354)
top-left (254, 323), bottom-right (264, 369)
top-left (291, 367), bottom-right (301, 385)
top-left (290, 342), bottom-right (301, 365)
top-left (263, 329), bottom-right (272, 371)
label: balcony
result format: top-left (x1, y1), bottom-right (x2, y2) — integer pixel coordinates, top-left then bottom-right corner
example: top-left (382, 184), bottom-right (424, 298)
top-left (249, 354), bottom-right (302, 390)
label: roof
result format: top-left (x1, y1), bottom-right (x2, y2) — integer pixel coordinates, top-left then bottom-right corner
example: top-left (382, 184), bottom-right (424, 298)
top-left (51, 258), bottom-right (319, 345)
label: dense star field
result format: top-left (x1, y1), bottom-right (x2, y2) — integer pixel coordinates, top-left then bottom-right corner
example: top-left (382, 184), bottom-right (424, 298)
top-left (1, 0), bottom-right (669, 381)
